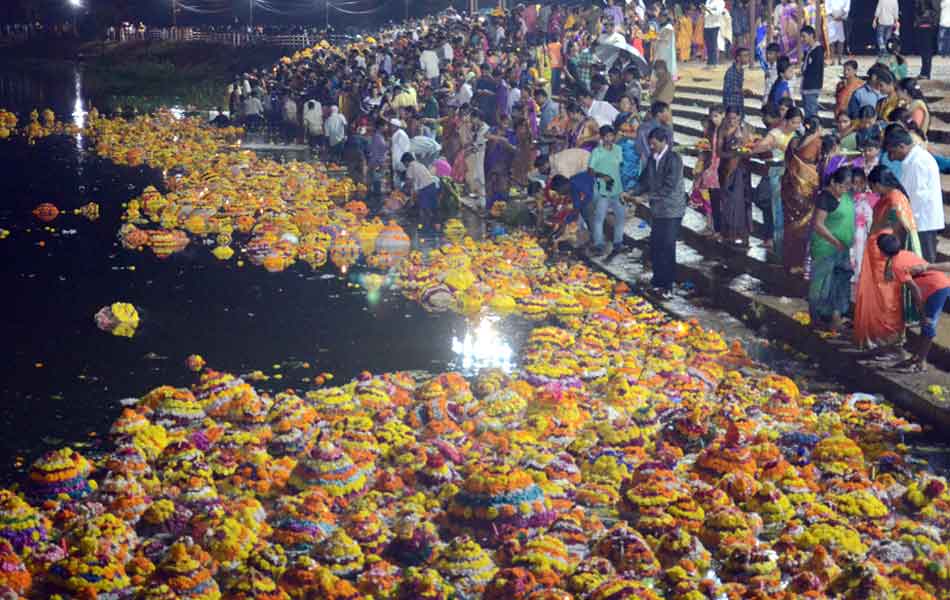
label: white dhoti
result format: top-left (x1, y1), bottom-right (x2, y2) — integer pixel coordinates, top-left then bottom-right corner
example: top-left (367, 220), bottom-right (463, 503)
top-left (465, 151), bottom-right (485, 201)
top-left (828, 19), bottom-right (845, 44)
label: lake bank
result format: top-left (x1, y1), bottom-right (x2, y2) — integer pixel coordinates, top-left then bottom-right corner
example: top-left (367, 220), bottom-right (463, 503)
top-left (0, 40), bottom-right (288, 114)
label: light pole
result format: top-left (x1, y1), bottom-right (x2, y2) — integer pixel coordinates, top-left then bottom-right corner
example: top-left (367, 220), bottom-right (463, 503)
top-left (172, 0), bottom-right (177, 28)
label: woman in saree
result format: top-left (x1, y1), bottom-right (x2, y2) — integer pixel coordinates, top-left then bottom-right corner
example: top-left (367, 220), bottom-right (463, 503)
top-left (566, 102), bottom-right (600, 152)
top-left (748, 105), bottom-right (799, 252)
top-left (897, 77), bottom-right (931, 136)
top-left (655, 13), bottom-right (677, 78)
top-left (484, 113), bottom-right (517, 211)
top-left (876, 75), bottom-right (900, 122)
top-left (808, 166), bottom-right (854, 331)
top-left (820, 134), bottom-right (849, 185)
top-left (717, 106), bottom-right (753, 246)
top-left (510, 116), bottom-right (536, 188)
top-left (781, 115), bottom-right (824, 274)
top-left (428, 107), bottom-right (466, 183)
top-left (676, 5), bottom-right (693, 63)
top-left (651, 60), bottom-right (676, 106)
top-left (853, 165), bottom-right (922, 350)
top-left (692, 105), bottom-right (724, 236)
top-left (779, 0), bottom-right (802, 62)
top-left (691, 6), bottom-right (706, 62)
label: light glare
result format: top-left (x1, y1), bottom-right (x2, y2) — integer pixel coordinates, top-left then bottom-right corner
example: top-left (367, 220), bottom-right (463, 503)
top-left (451, 317), bottom-right (514, 373)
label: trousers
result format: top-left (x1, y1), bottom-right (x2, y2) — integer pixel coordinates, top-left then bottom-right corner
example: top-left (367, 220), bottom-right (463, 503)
top-left (919, 27), bottom-right (937, 78)
top-left (591, 193), bottom-right (626, 248)
top-left (704, 27), bottom-right (720, 65)
top-left (876, 25), bottom-right (894, 54)
top-left (650, 216), bottom-right (682, 290)
top-left (919, 230), bottom-right (939, 263)
top-left (801, 90), bottom-right (820, 119)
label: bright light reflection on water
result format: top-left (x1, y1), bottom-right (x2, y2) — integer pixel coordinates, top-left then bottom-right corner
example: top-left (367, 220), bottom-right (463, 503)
top-left (452, 316), bottom-right (514, 373)
top-left (71, 68), bottom-right (84, 151)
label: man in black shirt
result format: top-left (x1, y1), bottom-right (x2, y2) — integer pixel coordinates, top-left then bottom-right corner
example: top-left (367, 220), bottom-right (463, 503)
top-left (474, 68), bottom-right (498, 126)
top-left (915, 0), bottom-right (940, 79)
top-left (603, 68), bottom-right (627, 104)
top-left (800, 25), bottom-right (824, 119)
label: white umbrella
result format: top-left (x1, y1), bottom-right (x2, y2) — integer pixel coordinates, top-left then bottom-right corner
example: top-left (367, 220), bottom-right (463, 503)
top-left (594, 34), bottom-right (650, 76)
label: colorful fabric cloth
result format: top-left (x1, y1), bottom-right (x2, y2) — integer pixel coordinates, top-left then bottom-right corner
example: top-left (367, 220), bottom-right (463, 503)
top-left (809, 249), bottom-right (854, 321)
top-left (781, 134), bottom-right (822, 272)
top-left (853, 190), bottom-right (922, 348)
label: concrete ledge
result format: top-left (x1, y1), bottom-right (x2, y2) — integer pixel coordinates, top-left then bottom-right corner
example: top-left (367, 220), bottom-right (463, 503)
top-left (590, 233), bottom-right (950, 428)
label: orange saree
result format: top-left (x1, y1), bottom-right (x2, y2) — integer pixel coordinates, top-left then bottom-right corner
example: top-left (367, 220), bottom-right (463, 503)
top-left (677, 15), bottom-right (693, 62)
top-left (853, 190), bottom-right (921, 349)
top-left (780, 134), bottom-right (822, 273)
top-left (835, 79), bottom-right (863, 116)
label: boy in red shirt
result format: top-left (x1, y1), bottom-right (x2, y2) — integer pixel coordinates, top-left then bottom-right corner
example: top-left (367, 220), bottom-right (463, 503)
top-left (877, 234), bottom-right (950, 372)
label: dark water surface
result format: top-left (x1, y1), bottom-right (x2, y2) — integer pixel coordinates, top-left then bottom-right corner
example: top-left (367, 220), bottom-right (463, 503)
top-left (0, 132), bottom-right (526, 475)
top-left (0, 66), bottom-right (946, 480)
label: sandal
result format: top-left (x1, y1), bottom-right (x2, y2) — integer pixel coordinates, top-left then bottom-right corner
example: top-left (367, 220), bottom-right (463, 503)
top-left (892, 358), bottom-right (928, 373)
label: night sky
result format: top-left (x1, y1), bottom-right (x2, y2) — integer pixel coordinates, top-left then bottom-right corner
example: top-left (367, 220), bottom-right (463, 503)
top-left (6, 0), bottom-right (470, 29)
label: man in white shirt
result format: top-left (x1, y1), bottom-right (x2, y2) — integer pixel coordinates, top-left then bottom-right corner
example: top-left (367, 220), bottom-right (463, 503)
top-left (449, 74), bottom-right (474, 108)
top-left (390, 119), bottom-right (411, 189)
top-left (579, 90), bottom-right (619, 128)
top-left (549, 148), bottom-right (592, 178)
top-left (886, 128), bottom-right (945, 262)
top-left (873, 0), bottom-right (900, 55)
top-left (826, 0), bottom-right (850, 64)
top-left (441, 39), bottom-right (454, 63)
top-left (325, 106), bottom-right (347, 160)
top-left (703, 0), bottom-right (726, 66)
top-left (401, 152), bottom-right (439, 231)
top-left (242, 94), bottom-right (264, 128)
top-left (420, 48), bottom-right (441, 87)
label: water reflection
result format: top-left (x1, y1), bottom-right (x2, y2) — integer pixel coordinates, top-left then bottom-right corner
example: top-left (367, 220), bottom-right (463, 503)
top-left (452, 316), bottom-right (514, 373)
top-left (71, 68), bottom-right (84, 153)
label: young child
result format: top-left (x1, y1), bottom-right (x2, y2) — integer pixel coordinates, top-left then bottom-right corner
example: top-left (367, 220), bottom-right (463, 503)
top-left (877, 233), bottom-right (950, 372)
top-left (857, 137), bottom-right (881, 175)
top-left (761, 42), bottom-right (781, 104)
top-left (850, 168), bottom-right (878, 298)
top-left (690, 105), bottom-right (724, 236)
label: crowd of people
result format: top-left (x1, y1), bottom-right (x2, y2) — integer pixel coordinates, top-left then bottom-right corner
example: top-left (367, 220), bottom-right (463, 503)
top-left (214, 0), bottom-right (950, 371)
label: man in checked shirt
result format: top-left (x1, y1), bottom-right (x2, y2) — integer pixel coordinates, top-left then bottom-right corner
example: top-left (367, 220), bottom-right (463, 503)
top-left (722, 47), bottom-right (753, 120)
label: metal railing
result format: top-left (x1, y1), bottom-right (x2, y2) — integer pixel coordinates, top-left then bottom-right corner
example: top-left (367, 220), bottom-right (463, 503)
top-left (141, 28), bottom-right (314, 48)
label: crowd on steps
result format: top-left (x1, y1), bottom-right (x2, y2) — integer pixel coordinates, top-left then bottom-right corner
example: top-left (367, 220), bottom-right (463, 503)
top-left (215, 0), bottom-right (950, 372)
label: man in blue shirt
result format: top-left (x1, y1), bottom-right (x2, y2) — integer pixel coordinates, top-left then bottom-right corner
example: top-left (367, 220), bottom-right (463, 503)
top-left (847, 66), bottom-right (889, 119)
top-left (722, 48), bottom-right (751, 119)
top-left (550, 171), bottom-right (595, 226)
top-left (534, 88), bottom-right (559, 136)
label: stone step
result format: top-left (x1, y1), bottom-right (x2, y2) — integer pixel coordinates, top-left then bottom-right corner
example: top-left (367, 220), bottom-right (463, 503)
top-left (588, 238), bottom-right (950, 427)
top-left (667, 113), bottom-right (950, 210)
top-left (618, 204), bottom-right (950, 376)
top-left (672, 82), bottom-right (950, 145)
